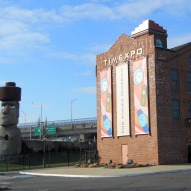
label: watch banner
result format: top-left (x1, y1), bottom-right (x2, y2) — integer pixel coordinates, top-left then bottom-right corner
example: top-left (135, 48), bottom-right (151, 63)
top-left (116, 63), bottom-right (130, 136)
top-left (100, 67), bottom-right (112, 138)
top-left (133, 57), bottom-right (150, 135)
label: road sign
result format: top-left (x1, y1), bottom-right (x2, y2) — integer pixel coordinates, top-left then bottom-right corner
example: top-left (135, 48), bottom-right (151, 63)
top-left (46, 125), bottom-right (56, 135)
top-left (34, 126), bottom-right (43, 136)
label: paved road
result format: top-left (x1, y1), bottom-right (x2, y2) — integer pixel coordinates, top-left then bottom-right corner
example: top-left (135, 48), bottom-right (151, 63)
top-left (1, 171), bottom-right (191, 191)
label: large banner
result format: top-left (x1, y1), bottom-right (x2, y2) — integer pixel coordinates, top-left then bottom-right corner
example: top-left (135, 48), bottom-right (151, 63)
top-left (116, 63), bottom-right (130, 136)
top-left (133, 57), bottom-right (150, 135)
top-left (100, 67), bottom-right (112, 137)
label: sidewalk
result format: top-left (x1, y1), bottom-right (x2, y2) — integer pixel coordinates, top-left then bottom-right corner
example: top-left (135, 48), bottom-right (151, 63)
top-left (20, 164), bottom-right (191, 178)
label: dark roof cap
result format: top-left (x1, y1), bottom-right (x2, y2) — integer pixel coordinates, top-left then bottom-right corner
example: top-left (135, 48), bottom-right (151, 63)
top-left (0, 82), bottom-right (21, 101)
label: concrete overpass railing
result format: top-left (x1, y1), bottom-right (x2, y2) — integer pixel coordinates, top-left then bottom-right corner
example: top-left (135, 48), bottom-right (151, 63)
top-left (18, 117), bottom-right (97, 138)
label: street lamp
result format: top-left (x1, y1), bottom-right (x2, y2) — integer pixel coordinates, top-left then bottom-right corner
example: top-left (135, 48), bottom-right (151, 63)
top-left (43, 137), bottom-right (46, 167)
top-left (71, 99), bottom-right (76, 127)
top-left (32, 102), bottom-right (43, 139)
top-left (21, 111), bottom-right (26, 126)
top-left (21, 111), bottom-right (31, 140)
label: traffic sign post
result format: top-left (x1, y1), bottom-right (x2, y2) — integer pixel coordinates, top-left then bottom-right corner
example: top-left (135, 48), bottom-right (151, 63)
top-left (34, 126), bottom-right (43, 136)
top-left (46, 125), bottom-right (56, 135)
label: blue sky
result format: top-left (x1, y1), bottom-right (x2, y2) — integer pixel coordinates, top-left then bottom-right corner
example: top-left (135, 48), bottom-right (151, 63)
top-left (0, 0), bottom-right (191, 123)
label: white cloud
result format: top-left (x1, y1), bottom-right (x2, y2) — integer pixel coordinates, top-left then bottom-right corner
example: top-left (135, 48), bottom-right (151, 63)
top-left (114, 0), bottom-right (190, 19)
top-left (168, 33), bottom-right (191, 49)
top-left (0, 1), bottom-right (190, 64)
top-left (57, 0), bottom-right (190, 21)
top-left (49, 43), bottom-right (111, 65)
top-left (0, 0), bottom-right (189, 33)
top-left (75, 86), bottom-right (96, 94)
top-left (86, 43), bottom-right (112, 54)
top-left (49, 51), bottom-right (96, 65)
top-left (0, 20), bottom-right (27, 36)
top-left (0, 6), bottom-right (63, 24)
top-left (60, 3), bottom-right (116, 21)
top-left (0, 6), bottom-right (65, 52)
top-left (0, 81), bottom-right (7, 86)
top-left (90, 0), bottom-right (111, 3)
top-left (1, 32), bottom-right (49, 50)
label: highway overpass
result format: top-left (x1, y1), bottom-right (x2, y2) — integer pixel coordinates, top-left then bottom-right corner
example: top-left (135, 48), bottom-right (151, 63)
top-left (19, 117), bottom-right (97, 140)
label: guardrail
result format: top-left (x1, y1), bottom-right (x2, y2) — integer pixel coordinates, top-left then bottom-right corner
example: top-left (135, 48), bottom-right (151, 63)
top-left (18, 117), bottom-right (97, 129)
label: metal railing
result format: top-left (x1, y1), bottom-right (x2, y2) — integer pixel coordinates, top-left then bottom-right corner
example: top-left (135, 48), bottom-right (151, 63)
top-left (18, 117), bottom-right (97, 129)
top-left (0, 150), bottom-right (98, 172)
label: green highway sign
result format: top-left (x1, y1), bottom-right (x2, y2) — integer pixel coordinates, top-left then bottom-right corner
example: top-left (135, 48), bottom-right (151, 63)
top-left (34, 126), bottom-right (43, 136)
top-left (46, 125), bottom-right (56, 135)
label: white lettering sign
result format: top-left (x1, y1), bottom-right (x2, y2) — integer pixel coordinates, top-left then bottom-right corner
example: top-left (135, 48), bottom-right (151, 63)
top-left (103, 48), bottom-right (143, 66)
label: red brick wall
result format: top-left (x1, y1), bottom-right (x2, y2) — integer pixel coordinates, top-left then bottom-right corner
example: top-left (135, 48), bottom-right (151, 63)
top-left (156, 46), bottom-right (191, 164)
top-left (96, 33), bottom-right (160, 165)
top-left (96, 21), bottom-right (191, 165)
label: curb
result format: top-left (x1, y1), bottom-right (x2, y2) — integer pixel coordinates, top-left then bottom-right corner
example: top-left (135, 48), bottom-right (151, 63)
top-left (19, 171), bottom-right (118, 178)
top-left (126, 169), bottom-right (191, 177)
top-left (19, 168), bottom-right (191, 178)
top-left (0, 171), bottom-right (19, 176)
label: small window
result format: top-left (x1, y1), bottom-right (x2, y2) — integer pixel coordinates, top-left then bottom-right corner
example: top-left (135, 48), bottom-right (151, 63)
top-left (189, 55), bottom-right (191, 66)
top-left (188, 101), bottom-right (191, 118)
top-left (172, 99), bottom-right (180, 120)
top-left (170, 69), bottom-right (179, 92)
top-left (186, 72), bottom-right (191, 92)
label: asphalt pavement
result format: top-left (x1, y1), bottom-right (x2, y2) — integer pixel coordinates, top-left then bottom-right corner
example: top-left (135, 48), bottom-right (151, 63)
top-left (19, 164), bottom-right (191, 178)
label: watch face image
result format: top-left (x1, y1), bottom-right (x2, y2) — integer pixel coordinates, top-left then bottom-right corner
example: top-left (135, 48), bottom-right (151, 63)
top-left (156, 38), bottom-right (163, 48)
top-left (138, 113), bottom-right (147, 127)
top-left (104, 118), bottom-right (111, 131)
top-left (133, 68), bottom-right (144, 86)
top-left (100, 77), bottom-right (109, 93)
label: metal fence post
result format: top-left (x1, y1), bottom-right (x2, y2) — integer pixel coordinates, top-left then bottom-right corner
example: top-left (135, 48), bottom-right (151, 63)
top-left (67, 150), bottom-right (70, 166)
top-left (48, 150), bottom-right (50, 167)
top-left (85, 150), bottom-right (87, 164)
top-left (22, 155), bottom-right (25, 170)
top-left (6, 156), bottom-right (8, 171)
top-left (28, 153), bottom-right (31, 169)
top-left (43, 139), bottom-right (46, 168)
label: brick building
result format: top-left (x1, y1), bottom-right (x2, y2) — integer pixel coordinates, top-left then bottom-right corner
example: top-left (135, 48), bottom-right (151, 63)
top-left (96, 20), bottom-right (191, 165)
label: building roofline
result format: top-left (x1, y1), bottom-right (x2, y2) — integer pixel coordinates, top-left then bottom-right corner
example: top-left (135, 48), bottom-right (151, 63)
top-left (171, 42), bottom-right (191, 51)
